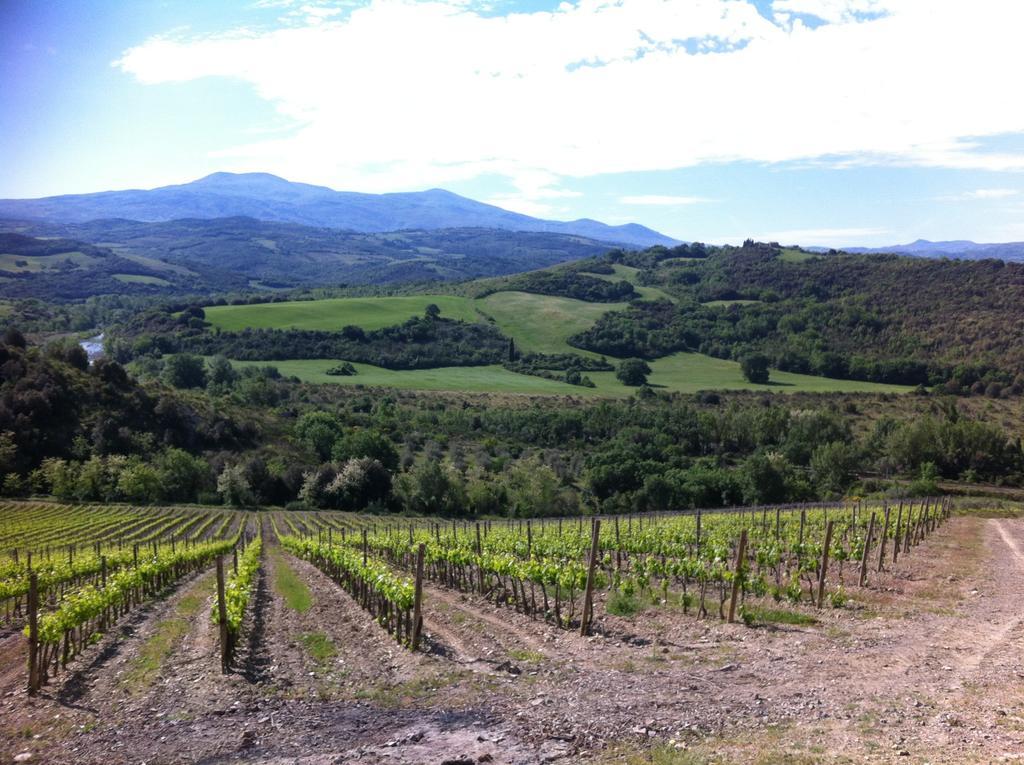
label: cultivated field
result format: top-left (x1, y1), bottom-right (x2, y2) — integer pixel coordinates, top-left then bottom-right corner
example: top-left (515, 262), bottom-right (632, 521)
top-left (3, 498), bottom-right (1020, 763)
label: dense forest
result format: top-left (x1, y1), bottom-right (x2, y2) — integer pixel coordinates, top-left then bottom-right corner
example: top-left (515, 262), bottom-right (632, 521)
top-left (2, 329), bottom-right (1021, 515)
top-left (564, 241), bottom-right (1024, 389)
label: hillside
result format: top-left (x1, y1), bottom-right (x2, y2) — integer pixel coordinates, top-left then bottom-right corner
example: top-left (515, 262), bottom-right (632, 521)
top-left (570, 241), bottom-right (1024, 388)
top-left (0, 220), bottom-right (621, 298)
top-left (0, 172), bottom-right (677, 248)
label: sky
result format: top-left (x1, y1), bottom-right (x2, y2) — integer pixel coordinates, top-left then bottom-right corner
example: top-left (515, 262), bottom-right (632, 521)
top-left (3, 0), bottom-right (1024, 247)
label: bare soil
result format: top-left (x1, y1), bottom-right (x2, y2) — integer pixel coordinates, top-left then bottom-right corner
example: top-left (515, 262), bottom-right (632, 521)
top-left (2, 516), bottom-right (1022, 764)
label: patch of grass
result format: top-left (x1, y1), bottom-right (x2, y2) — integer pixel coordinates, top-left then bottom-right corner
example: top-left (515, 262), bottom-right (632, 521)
top-left (600, 742), bottom-right (710, 765)
top-left (702, 299), bottom-right (763, 308)
top-left (300, 631), bottom-right (337, 664)
top-left (607, 590), bottom-right (644, 617)
top-left (273, 552), bottom-right (313, 613)
top-left (112, 273), bottom-right (171, 286)
top-left (204, 295), bottom-right (479, 332)
top-left (778, 248), bottom-right (820, 263)
top-left (120, 577), bottom-right (211, 692)
top-left (740, 605), bottom-right (818, 627)
top-left (507, 648), bottom-right (544, 664)
top-left (576, 264), bottom-right (676, 302)
top-left (353, 670), bottom-right (468, 708)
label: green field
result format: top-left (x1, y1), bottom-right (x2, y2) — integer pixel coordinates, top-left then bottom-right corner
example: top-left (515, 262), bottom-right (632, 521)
top-left (234, 352), bottom-right (910, 397)
top-left (210, 289), bottom-right (913, 397)
top-left (204, 295), bottom-right (480, 332)
top-left (232, 359), bottom-right (598, 395)
top-left (0, 251), bottom-right (99, 273)
top-left (578, 263), bottom-right (674, 302)
top-left (480, 291), bottom-right (623, 356)
top-left (779, 248), bottom-right (820, 263)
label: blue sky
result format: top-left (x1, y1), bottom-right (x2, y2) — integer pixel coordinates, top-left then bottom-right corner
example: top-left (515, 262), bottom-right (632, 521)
top-left (4, 0), bottom-right (1024, 247)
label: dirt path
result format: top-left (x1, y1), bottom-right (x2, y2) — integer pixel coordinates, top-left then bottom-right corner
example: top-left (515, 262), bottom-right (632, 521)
top-left (420, 582), bottom-right (559, 671)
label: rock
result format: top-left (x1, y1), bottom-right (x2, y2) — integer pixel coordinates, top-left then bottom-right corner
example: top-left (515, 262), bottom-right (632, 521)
top-left (14, 753), bottom-right (32, 763)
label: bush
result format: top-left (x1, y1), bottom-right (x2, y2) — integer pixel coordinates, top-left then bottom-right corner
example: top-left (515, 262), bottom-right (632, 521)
top-left (616, 358), bottom-right (652, 386)
top-left (740, 354), bottom-right (771, 384)
top-left (164, 353), bottom-right (208, 389)
top-left (326, 362), bottom-right (358, 376)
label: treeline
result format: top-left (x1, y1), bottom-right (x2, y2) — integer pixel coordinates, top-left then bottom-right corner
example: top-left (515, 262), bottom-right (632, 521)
top-left (124, 313), bottom-right (511, 370)
top-left (479, 270), bottom-right (636, 302)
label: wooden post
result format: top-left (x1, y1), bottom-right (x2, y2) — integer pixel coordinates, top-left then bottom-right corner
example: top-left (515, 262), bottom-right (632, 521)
top-left (580, 518), bottom-right (601, 636)
top-left (216, 556), bottom-right (229, 673)
top-left (27, 572), bottom-right (39, 695)
top-left (411, 543), bottom-right (425, 650)
top-left (233, 546), bottom-right (239, 575)
top-left (475, 522), bottom-right (484, 595)
top-left (695, 508), bottom-right (702, 551)
top-left (893, 503), bottom-right (903, 564)
top-left (362, 529), bottom-right (368, 566)
top-left (727, 529), bottom-right (748, 624)
top-left (816, 521), bottom-right (835, 609)
top-left (799, 508), bottom-right (806, 549)
top-left (859, 512), bottom-right (875, 587)
top-left (877, 505), bottom-right (890, 572)
top-left (527, 520), bottom-right (533, 557)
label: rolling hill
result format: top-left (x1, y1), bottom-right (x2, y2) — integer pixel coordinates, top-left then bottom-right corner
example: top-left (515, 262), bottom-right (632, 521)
top-left (0, 219), bottom-right (623, 297)
top-left (0, 172), bottom-right (677, 248)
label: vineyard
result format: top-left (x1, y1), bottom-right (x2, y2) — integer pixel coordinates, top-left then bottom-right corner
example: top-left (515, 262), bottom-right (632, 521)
top-left (1, 497), bottom-right (1021, 764)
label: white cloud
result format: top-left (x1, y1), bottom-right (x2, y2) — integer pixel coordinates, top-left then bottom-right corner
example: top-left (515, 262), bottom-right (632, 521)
top-left (934, 188), bottom-right (1020, 202)
top-left (964, 188), bottom-right (1019, 200)
top-left (115, 0), bottom-right (1024, 199)
top-left (620, 195), bottom-right (710, 206)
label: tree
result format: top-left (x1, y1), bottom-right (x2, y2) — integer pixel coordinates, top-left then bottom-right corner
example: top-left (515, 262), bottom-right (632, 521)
top-left (740, 354), bottom-right (770, 384)
top-left (2, 327), bottom-right (26, 349)
top-left (331, 429), bottom-right (399, 471)
top-left (164, 353), bottom-right (207, 389)
top-left (327, 457), bottom-right (392, 510)
top-left (810, 441), bottom-right (861, 497)
top-left (155, 448), bottom-right (210, 502)
top-left (616, 358), bottom-right (651, 386)
top-left (508, 337), bottom-right (517, 362)
top-left (117, 461), bottom-right (163, 503)
top-left (425, 303), bottom-right (441, 319)
top-left (207, 355), bottom-right (238, 389)
top-left (395, 460), bottom-right (466, 516)
top-left (217, 464), bottom-right (254, 506)
top-left (294, 412), bottom-right (345, 461)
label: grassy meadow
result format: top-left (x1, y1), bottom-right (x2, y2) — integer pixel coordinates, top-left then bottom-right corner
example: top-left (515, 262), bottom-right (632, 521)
top-left (208, 289), bottom-right (913, 397)
top-left (204, 295), bottom-right (479, 332)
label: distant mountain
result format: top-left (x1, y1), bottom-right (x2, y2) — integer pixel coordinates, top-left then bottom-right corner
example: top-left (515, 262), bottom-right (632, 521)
top-left (0, 217), bottom-right (623, 299)
top-left (0, 172), bottom-right (677, 249)
top-left (842, 239), bottom-right (1024, 261)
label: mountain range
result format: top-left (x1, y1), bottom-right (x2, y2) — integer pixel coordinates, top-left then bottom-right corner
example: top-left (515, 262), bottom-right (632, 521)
top-left (0, 172), bottom-right (677, 249)
top-left (840, 239), bottom-right (1024, 261)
